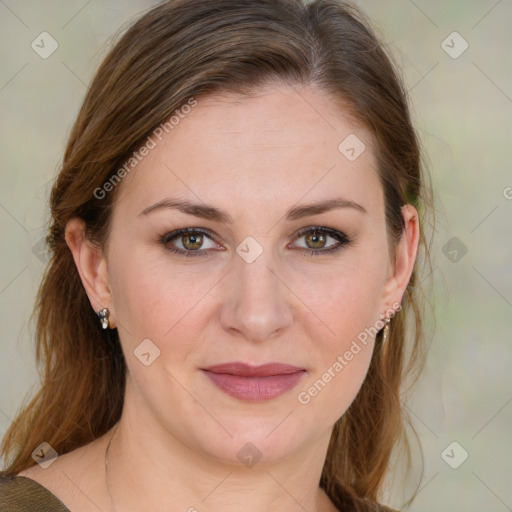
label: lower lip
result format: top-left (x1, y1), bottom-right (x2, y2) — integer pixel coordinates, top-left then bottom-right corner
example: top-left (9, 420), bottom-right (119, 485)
top-left (202, 370), bottom-right (306, 402)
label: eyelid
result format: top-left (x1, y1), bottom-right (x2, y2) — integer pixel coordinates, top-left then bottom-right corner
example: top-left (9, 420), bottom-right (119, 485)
top-left (293, 225), bottom-right (351, 243)
top-left (161, 227), bottom-right (217, 244)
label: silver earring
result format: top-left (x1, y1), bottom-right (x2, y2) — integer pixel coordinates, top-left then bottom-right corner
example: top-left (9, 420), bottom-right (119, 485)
top-left (382, 317), bottom-right (390, 343)
top-left (98, 308), bottom-right (110, 330)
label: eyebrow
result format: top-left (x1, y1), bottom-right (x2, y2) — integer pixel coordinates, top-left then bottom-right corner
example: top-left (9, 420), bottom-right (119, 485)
top-left (138, 196), bottom-right (367, 222)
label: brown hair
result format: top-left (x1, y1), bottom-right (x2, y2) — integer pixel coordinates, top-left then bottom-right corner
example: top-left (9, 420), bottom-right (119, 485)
top-left (1, 0), bottom-right (432, 510)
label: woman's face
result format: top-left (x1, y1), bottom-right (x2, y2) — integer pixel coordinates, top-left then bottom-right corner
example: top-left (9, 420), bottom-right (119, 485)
top-left (78, 84), bottom-right (417, 466)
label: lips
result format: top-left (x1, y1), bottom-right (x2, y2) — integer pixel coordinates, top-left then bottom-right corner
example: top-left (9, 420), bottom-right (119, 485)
top-left (201, 362), bottom-right (306, 402)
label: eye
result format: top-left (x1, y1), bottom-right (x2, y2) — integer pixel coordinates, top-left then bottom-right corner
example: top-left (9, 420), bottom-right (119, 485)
top-left (160, 228), bottom-right (220, 257)
top-left (292, 226), bottom-right (352, 256)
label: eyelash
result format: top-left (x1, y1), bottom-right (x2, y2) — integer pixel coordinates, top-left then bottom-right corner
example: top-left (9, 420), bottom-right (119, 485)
top-left (159, 226), bottom-right (352, 258)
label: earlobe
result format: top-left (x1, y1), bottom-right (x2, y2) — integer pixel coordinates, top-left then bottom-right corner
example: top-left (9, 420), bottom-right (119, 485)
top-left (382, 204), bottom-right (420, 309)
top-left (64, 218), bottom-right (116, 328)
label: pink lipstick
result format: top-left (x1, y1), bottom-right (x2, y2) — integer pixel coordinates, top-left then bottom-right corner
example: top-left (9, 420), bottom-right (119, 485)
top-left (201, 362), bottom-right (306, 402)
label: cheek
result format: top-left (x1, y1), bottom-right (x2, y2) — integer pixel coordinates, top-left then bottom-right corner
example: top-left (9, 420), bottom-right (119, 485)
top-left (300, 248), bottom-right (387, 345)
top-left (108, 246), bottom-right (216, 354)
top-left (294, 254), bottom-right (386, 421)
top-left (297, 287), bottom-right (379, 426)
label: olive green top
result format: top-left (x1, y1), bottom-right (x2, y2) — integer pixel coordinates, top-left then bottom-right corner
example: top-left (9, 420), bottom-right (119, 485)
top-left (0, 475), bottom-right (70, 512)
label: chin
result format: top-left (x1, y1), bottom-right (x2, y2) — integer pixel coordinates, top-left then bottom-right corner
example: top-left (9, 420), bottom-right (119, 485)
top-left (192, 419), bottom-right (308, 467)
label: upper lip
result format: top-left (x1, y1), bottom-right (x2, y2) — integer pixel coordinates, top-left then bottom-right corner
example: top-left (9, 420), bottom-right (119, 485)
top-left (202, 362), bottom-right (305, 377)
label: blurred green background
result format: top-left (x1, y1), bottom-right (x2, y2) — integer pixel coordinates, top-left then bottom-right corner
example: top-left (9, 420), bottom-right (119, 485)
top-left (1, 1), bottom-right (511, 510)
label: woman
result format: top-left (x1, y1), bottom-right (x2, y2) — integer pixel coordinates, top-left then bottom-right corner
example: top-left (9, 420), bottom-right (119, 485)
top-left (0, 0), bottom-right (430, 510)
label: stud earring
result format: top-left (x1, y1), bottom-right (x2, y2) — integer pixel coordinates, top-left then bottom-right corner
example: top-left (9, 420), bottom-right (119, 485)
top-left (382, 316), bottom-right (391, 344)
top-left (97, 308), bottom-right (110, 330)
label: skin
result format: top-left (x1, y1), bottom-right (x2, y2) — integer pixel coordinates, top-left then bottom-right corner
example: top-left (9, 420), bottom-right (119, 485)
top-left (19, 83), bottom-right (419, 512)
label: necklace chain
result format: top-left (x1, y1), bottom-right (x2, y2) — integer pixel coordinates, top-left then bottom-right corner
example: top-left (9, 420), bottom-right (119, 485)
top-left (104, 423), bottom-right (120, 512)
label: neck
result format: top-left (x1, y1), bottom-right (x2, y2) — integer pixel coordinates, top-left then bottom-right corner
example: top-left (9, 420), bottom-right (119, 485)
top-left (103, 381), bottom-right (336, 512)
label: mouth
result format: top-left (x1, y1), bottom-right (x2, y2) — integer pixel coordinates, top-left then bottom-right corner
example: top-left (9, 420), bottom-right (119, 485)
top-left (201, 362), bottom-right (307, 402)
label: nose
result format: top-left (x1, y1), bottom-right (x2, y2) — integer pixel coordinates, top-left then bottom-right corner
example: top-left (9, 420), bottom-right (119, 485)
top-left (218, 244), bottom-right (294, 343)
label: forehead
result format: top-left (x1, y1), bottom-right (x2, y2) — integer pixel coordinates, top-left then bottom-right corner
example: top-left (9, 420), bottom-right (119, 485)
top-left (113, 84), bottom-right (380, 218)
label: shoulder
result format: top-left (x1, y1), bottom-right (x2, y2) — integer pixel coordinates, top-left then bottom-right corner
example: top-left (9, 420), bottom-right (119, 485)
top-left (3, 431), bottom-right (113, 511)
top-left (0, 474), bottom-right (70, 511)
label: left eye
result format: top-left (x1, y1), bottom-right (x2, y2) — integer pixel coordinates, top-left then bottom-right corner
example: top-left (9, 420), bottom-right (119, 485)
top-left (292, 226), bottom-right (352, 255)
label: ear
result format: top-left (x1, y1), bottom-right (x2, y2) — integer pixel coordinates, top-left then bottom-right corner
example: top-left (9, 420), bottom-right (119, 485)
top-left (65, 218), bottom-right (116, 329)
top-left (380, 204), bottom-right (420, 312)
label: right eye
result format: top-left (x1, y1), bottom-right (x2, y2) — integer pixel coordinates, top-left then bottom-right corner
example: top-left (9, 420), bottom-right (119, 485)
top-left (160, 228), bottom-right (222, 257)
